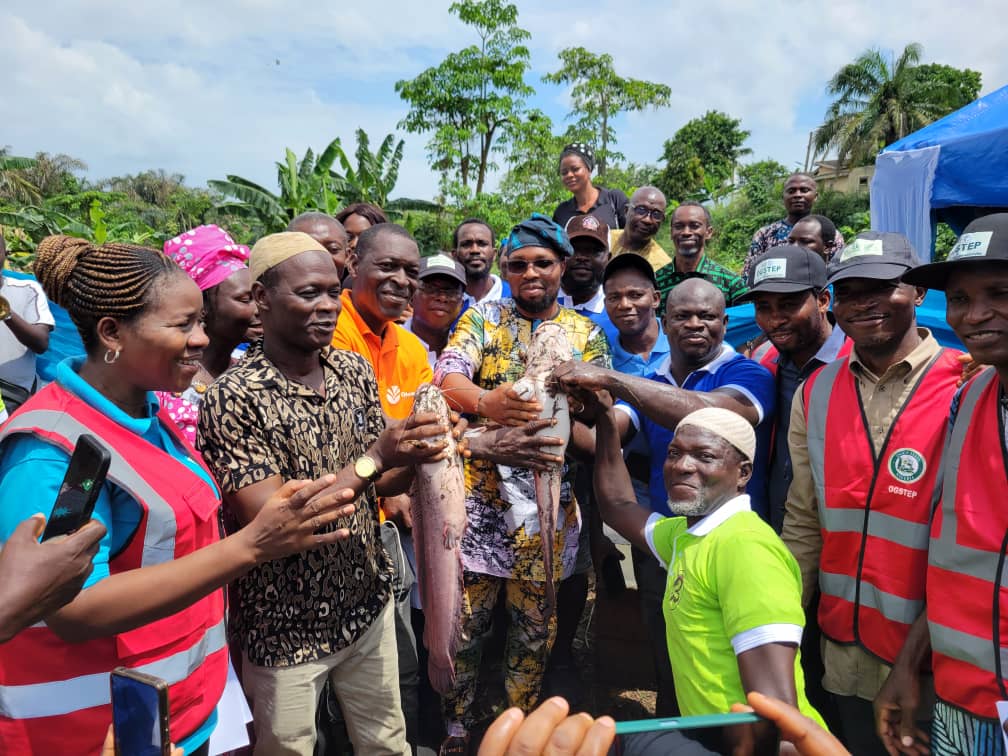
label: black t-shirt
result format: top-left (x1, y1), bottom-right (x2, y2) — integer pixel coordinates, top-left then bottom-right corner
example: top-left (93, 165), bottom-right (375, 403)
top-left (552, 187), bottom-right (628, 230)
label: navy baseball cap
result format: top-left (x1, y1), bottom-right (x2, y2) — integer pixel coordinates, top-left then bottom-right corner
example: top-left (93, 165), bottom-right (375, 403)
top-left (826, 231), bottom-right (920, 285)
top-left (602, 252), bottom-right (657, 289)
top-left (903, 213), bottom-right (1008, 290)
top-left (737, 244), bottom-right (827, 302)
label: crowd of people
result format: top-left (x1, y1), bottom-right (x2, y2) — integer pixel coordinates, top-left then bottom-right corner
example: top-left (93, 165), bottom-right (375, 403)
top-left (0, 137), bottom-right (1006, 756)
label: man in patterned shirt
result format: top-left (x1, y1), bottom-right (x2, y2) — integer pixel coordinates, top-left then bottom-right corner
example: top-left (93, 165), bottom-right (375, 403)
top-left (656, 202), bottom-right (748, 306)
top-left (434, 214), bottom-right (611, 752)
top-left (198, 231), bottom-right (457, 756)
top-left (742, 174), bottom-right (845, 277)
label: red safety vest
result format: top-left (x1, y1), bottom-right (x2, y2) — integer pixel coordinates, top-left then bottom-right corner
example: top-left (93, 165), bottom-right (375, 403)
top-left (928, 369), bottom-right (1008, 719)
top-left (0, 383), bottom-right (227, 755)
top-left (802, 348), bottom-right (961, 664)
top-left (750, 335), bottom-right (853, 378)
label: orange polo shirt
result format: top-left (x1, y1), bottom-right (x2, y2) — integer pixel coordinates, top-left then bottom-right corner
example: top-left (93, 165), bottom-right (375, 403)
top-left (332, 290), bottom-right (433, 419)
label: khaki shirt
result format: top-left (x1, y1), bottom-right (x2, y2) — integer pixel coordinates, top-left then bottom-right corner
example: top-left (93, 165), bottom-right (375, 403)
top-left (782, 328), bottom-right (942, 700)
top-left (609, 229), bottom-right (672, 270)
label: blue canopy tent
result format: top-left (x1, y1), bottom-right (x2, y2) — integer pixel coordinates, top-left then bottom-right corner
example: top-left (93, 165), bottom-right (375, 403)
top-left (871, 84), bottom-right (1008, 261)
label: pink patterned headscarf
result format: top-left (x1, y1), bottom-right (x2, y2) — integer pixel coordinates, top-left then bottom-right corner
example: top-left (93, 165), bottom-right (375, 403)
top-left (164, 225), bottom-right (250, 291)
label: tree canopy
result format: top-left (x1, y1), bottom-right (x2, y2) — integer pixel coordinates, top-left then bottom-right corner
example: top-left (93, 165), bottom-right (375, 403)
top-left (395, 0), bottom-right (532, 199)
top-left (655, 111), bottom-right (752, 203)
top-left (814, 43), bottom-right (982, 166)
top-left (543, 47), bottom-right (671, 178)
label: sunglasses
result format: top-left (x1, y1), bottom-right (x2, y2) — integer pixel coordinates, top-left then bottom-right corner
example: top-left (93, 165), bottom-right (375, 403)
top-left (630, 205), bottom-right (666, 223)
top-left (504, 259), bottom-right (559, 275)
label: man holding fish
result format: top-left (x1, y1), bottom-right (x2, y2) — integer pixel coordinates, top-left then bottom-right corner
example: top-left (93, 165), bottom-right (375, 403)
top-left (434, 214), bottom-right (611, 755)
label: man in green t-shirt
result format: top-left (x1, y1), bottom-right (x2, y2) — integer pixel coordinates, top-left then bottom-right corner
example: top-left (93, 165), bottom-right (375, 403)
top-left (589, 399), bottom-right (825, 740)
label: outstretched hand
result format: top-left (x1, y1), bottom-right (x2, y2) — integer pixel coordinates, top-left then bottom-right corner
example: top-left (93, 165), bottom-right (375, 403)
top-left (242, 475), bottom-right (357, 563)
top-left (478, 697), bottom-right (615, 756)
top-left (0, 515), bottom-right (106, 641)
top-left (732, 692), bottom-right (851, 755)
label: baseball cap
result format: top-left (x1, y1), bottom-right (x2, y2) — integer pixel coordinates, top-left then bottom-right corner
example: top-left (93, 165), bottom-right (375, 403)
top-left (826, 231), bottom-right (920, 285)
top-left (602, 252), bottom-right (657, 289)
top-left (902, 213), bottom-right (1008, 290)
top-left (564, 215), bottom-right (610, 251)
top-left (736, 244), bottom-right (827, 302)
top-left (418, 253), bottom-right (467, 286)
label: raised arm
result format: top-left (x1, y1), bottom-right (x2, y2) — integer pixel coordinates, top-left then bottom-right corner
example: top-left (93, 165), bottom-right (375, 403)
top-left (554, 361), bottom-right (762, 428)
top-left (593, 403), bottom-right (651, 553)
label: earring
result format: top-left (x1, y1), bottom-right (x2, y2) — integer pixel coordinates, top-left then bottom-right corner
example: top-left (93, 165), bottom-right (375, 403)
top-left (104, 348), bottom-right (121, 364)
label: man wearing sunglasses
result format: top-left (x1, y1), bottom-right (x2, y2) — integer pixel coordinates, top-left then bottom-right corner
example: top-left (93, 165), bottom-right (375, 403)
top-left (434, 214), bottom-right (611, 753)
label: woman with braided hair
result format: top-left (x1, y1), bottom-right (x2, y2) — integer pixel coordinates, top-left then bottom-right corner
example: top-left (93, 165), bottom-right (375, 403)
top-left (551, 142), bottom-right (628, 231)
top-left (0, 235), bottom-right (362, 755)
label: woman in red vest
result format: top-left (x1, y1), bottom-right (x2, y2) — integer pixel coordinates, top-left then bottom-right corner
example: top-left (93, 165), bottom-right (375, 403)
top-left (0, 235), bottom-right (365, 755)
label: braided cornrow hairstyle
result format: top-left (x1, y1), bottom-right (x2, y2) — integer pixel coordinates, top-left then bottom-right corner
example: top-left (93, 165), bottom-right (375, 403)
top-left (34, 235), bottom-right (179, 352)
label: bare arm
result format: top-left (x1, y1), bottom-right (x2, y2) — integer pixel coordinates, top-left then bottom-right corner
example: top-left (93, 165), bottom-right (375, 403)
top-left (593, 405), bottom-right (651, 553)
top-left (45, 477), bottom-right (356, 642)
top-left (735, 642), bottom-right (802, 752)
top-left (781, 391), bottom-right (822, 609)
top-left (874, 613), bottom-right (931, 755)
top-left (438, 372), bottom-right (540, 426)
top-left (2, 313), bottom-right (51, 354)
top-left (554, 361), bottom-right (760, 428)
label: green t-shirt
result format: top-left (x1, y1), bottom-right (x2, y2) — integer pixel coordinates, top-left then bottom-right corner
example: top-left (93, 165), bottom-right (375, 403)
top-left (649, 507), bottom-right (825, 726)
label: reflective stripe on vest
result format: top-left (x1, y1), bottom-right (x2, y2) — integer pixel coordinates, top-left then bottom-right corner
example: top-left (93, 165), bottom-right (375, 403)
top-left (0, 619), bottom-right (226, 719)
top-left (805, 350), bottom-right (959, 662)
top-left (928, 369), bottom-right (1008, 716)
top-left (0, 409), bottom-right (178, 568)
top-left (751, 341), bottom-right (779, 377)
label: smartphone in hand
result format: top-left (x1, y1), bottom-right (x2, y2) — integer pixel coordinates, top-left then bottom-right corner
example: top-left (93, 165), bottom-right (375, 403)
top-left (41, 434), bottom-right (110, 542)
top-left (615, 711), bottom-right (780, 755)
top-left (110, 668), bottom-right (171, 756)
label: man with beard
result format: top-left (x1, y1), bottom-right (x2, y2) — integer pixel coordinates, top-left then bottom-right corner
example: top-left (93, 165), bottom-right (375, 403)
top-left (287, 212), bottom-right (350, 278)
top-left (876, 214), bottom-right (1008, 755)
top-left (738, 245), bottom-right (847, 532)
top-left (451, 218), bottom-right (509, 309)
top-left (743, 175), bottom-right (845, 277)
top-left (783, 232), bottom-right (962, 754)
top-left (435, 214), bottom-right (610, 754)
top-left (560, 214), bottom-right (615, 336)
top-left (656, 203), bottom-right (748, 307)
top-left (609, 186), bottom-right (672, 274)
top-left (591, 402), bottom-right (824, 735)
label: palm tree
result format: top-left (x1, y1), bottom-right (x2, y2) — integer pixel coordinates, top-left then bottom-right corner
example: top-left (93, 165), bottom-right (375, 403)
top-left (814, 43), bottom-right (948, 166)
top-left (0, 149), bottom-right (41, 204)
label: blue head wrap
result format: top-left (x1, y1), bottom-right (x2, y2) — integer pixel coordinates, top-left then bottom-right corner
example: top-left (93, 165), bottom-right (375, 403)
top-left (504, 214), bottom-right (574, 259)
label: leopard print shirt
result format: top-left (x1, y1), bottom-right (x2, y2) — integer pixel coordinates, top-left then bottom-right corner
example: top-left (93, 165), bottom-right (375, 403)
top-left (198, 343), bottom-right (392, 667)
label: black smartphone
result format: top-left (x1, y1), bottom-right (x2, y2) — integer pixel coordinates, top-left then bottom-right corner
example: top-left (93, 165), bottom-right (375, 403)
top-left (40, 434), bottom-right (111, 541)
top-left (110, 668), bottom-right (171, 756)
top-left (614, 712), bottom-right (780, 756)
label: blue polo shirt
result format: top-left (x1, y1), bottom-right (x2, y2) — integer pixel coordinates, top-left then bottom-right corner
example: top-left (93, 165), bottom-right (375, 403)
top-left (0, 356), bottom-right (219, 754)
top-left (615, 344), bottom-right (775, 520)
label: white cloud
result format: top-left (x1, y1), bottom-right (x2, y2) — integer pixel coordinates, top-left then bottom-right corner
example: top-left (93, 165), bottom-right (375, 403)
top-left (2, 0), bottom-right (1005, 208)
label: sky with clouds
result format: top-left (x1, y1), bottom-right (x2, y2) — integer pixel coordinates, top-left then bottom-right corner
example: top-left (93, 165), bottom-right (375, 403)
top-left (3, 1), bottom-right (1005, 202)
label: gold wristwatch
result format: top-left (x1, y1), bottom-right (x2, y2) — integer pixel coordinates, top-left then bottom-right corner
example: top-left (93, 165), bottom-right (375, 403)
top-left (353, 455), bottom-right (381, 482)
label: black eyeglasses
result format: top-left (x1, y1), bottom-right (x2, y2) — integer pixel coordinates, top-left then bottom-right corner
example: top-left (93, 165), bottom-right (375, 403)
top-left (504, 259), bottom-right (559, 275)
top-left (629, 205), bottom-right (666, 223)
top-left (417, 283), bottom-right (463, 302)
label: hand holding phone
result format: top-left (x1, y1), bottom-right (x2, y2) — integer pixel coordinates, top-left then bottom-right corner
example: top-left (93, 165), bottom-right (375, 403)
top-left (41, 434), bottom-right (111, 542)
top-left (110, 668), bottom-right (171, 756)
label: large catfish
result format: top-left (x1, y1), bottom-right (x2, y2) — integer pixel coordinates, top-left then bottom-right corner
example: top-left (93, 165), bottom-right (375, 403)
top-left (410, 382), bottom-right (468, 695)
top-left (511, 321), bottom-right (573, 619)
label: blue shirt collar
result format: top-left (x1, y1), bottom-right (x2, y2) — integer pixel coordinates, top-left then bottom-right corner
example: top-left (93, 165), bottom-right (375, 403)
top-left (611, 328), bottom-right (671, 374)
top-left (56, 356), bottom-right (163, 437)
top-left (655, 342), bottom-right (736, 387)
